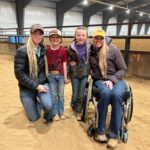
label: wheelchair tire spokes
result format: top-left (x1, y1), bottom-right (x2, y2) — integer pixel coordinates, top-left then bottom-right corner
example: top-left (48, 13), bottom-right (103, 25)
top-left (82, 79), bottom-right (133, 144)
top-left (82, 79), bottom-right (93, 122)
top-left (124, 86), bottom-right (133, 124)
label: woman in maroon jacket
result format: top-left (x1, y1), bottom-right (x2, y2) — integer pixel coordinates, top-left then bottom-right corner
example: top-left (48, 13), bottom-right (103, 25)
top-left (90, 29), bottom-right (127, 149)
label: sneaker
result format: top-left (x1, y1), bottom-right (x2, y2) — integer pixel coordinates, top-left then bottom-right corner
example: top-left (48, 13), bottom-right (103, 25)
top-left (95, 134), bottom-right (108, 143)
top-left (76, 113), bottom-right (82, 121)
top-left (53, 115), bottom-right (60, 121)
top-left (60, 114), bottom-right (65, 120)
top-left (107, 138), bottom-right (118, 149)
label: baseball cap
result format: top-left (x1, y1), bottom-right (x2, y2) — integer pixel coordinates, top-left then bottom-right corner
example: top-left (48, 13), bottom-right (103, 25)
top-left (49, 28), bottom-right (62, 37)
top-left (30, 24), bottom-right (44, 34)
top-left (93, 29), bottom-right (106, 38)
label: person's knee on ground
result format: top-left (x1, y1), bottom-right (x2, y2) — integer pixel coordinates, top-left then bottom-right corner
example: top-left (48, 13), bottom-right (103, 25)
top-left (28, 114), bottom-right (40, 122)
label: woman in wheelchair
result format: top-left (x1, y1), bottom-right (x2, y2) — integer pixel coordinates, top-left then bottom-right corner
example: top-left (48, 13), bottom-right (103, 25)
top-left (90, 29), bottom-right (127, 149)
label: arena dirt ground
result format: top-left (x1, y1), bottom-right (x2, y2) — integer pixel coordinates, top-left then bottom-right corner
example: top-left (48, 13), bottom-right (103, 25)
top-left (0, 54), bottom-right (150, 150)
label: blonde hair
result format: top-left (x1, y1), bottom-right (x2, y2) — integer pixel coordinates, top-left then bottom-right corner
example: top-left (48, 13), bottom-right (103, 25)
top-left (27, 37), bottom-right (38, 79)
top-left (98, 39), bottom-right (109, 78)
top-left (27, 37), bottom-right (48, 79)
top-left (45, 55), bottom-right (49, 77)
top-left (74, 26), bottom-right (88, 41)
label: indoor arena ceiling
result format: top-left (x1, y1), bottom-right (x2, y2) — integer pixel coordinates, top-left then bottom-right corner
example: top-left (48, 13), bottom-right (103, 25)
top-left (1, 0), bottom-right (150, 16)
top-left (35, 0), bottom-right (150, 15)
top-left (46, 0), bottom-right (150, 25)
top-left (1, 0), bottom-right (150, 31)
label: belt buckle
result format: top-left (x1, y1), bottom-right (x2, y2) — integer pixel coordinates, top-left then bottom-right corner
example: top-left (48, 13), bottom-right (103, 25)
top-left (50, 71), bottom-right (59, 75)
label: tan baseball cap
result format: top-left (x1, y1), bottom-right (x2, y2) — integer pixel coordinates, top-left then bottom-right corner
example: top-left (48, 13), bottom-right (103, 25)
top-left (49, 28), bottom-right (62, 37)
top-left (30, 24), bottom-right (44, 34)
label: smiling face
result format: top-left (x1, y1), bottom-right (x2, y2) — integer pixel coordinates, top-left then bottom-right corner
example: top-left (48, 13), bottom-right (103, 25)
top-left (49, 34), bottom-right (62, 46)
top-left (75, 29), bottom-right (88, 45)
top-left (31, 29), bottom-right (44, 46)
top-left (93, 36), bottom-right (104, 48)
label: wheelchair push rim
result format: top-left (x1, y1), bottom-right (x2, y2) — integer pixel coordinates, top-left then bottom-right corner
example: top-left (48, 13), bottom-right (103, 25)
top-left (125, 85), bottom-right (133, 124)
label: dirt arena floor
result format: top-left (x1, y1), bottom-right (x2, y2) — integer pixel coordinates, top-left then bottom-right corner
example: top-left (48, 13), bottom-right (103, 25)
top-left (0, 54), bottom-right (150, 150)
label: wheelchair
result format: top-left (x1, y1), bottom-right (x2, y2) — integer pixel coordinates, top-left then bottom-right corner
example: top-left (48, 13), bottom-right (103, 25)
top-left (81, 78), bottom-right (133, 143)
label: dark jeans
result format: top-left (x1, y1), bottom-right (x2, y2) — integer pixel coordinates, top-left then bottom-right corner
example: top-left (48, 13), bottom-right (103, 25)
top-left (70, 77), bottom-right (88, 113)
top-left (20, 83), bottom-right (53, 122)
top-left (95, 80), bottom-right (127, 138)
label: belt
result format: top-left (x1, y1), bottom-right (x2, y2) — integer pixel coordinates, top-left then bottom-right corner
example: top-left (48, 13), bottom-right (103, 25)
top-left (49, 70), bottom-right (60, 75)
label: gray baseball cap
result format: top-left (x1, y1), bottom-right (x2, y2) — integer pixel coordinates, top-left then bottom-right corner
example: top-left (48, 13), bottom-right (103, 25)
top-left (30, 24), bottom-right (44, 34)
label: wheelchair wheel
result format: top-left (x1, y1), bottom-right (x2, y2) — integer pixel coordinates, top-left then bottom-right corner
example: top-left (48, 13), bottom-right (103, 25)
top-left (125, 86), bottom-right (133, 124)
top-left (81, 89), bottom-right (88, 122)
top-left (81, 79), bottom-right (93, 122)
top-left (87, 126), bottom-right (95, 137)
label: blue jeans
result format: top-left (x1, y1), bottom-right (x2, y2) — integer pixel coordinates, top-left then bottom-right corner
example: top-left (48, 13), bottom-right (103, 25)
top-left (95, 80), bottom-right (127, 139)
top-left (70, 77), bottom-right (88, 113)
top-left (48, 74), bottom-right (64, 116)
top-left (20, 83), bottom-right (53, 122)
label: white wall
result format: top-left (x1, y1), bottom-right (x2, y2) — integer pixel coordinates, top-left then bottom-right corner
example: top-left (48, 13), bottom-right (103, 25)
top-left (88, 14), bottom-right (102, 36)
top-left (139, 24), bottom-right (145, 35)
top-left (131, 24), bottom-right (137, 35)
top-left (24, 5), bottom-right (56, 35)
top-left (62, 13), bottom-right (103, 36)
top-left (24, 5), bottom-right (56, 27)
top-left (147, 26), bottom-right (150, 35)
top-left (120, 19), bottom-right (128, 35)
top-left (62, 11), bottom-right (83, 36)
top-left (107, 17), bottom-right (117, 36)
top-left (0, 1), bottom-right (17, 29)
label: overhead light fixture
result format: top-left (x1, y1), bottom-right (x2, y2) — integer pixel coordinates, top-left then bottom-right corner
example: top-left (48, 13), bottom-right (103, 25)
top-left (139, 12), bottom-right (143, 16)
top-left (83, 0), bottom-right (88, 5)
top-left (125, 1), bottom-right (130, 14)
top-left (126, 9), bottom-right (130, 14)
top-left (90, 0), bottom-right (150, 17)
top-left (109, 5), bottom-right (114, 10)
